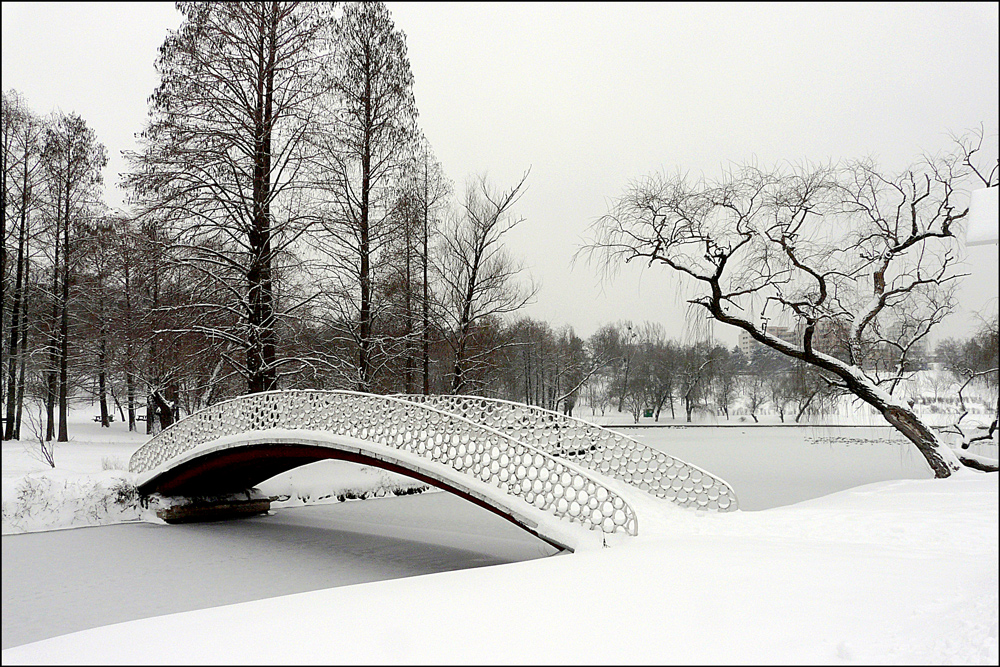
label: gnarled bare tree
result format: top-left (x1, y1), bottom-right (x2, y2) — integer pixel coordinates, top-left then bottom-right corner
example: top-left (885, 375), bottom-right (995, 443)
top-left (587, 131), bottom-right (998, 476)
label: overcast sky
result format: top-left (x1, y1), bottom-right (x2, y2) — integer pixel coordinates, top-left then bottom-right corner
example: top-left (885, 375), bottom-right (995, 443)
top-left (2, 2), bottom-right (997, 345)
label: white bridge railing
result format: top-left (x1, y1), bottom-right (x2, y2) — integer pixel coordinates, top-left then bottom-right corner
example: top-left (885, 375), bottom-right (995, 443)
top-left (129, 391), bottom-right (640, 536)
top-left (397, 394), bottom-right (738, 512)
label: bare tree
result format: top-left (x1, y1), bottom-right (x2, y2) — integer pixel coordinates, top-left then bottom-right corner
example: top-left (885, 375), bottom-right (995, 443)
top-left (708, 346), bottom-right (738, 419)
top-left (741, 372), bottom-right (768, 423)
top-left (24, 401), bottom-right (55, 468)
top-left (109, 215), bottom-right (149, 431)
top-left (126, 1), bottom-right (330, 395)
top-left (587, 131), bottom-right (998, 475)
top-left (413, 141), bottom-right (451, 394)
top-left (380, 140), bottom-right (451, 394)
top-left (588, 322), bottom-right (632, 415)
top-left (75, 213), bottom-right (117, 427)
top-left (938, 313), bottom-right (999, 458)
top-left (3, 90), bottom-right (44, 439)
top-left (41, 111), bottom-right (107, 442)
top-left (436, 171), bottom-right (536, 394)
top-left (646, 331), bottom-right (680, 421)
top-left (678, 343), bottom-right (717, 423)
top-left (313, 0), bottom-right (418, 392)
top-left (767, 370), bottom-right (792, 423)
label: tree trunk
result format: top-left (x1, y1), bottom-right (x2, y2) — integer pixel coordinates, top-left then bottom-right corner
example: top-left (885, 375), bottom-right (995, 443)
top-left (57, 178), bottom-right (70, 443)
top-left (146, 393), bottom-right (156, 435)
top-left (404, 213), bottom-right (414, 394)
top-left (247, 5), bottom-right (279, 395)
top-left (713, 309), bottom-right (964, 477)
top-left (123, 260), bottom-right (136, 432)
top-left (451, 278), bottom-right (477, 394)
top-left (882, 405), bottom-right (961, 478)
top-left (14, 250), bottom-right (29, 439)
top-left (356, 44), bottom-right (374, 393)
top-left (98, 337), bottom-right (109, 428)
top-left (1, 122), bottom-right (6, 423)
top-left (421, 230), bottom-right (430, 395)
top-left (45, 215), bottom-right (60, 441)
top-left (3, 179), bottom-right (27, 439)
top-left (451, 336), bottom-right (467, 395)
top-left (151, 389), bottom-right (174, 431)
top-left (421, 150), bottom-right (431, 395)
top-left (126, 370), bottom-right (136, 432)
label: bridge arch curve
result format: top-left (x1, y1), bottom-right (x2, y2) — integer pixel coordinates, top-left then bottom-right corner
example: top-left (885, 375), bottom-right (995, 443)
top-left (129, 391), bottom-right (640, 551)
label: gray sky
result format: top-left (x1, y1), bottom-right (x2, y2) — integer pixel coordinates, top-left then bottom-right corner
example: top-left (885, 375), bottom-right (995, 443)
top-left (3, 1), bottom-right (997, 345)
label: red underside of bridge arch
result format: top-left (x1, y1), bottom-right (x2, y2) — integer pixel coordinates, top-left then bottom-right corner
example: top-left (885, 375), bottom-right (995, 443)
top-left (137, 443), bottom-right (569, 551)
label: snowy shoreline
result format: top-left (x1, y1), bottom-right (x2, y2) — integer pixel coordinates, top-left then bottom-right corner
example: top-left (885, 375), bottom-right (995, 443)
top-left (4, 473), bottom-right (996, 664)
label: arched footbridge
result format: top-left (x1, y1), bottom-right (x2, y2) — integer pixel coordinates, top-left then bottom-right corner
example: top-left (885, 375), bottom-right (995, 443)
top-left (129, 391), bottom-right (738, 551)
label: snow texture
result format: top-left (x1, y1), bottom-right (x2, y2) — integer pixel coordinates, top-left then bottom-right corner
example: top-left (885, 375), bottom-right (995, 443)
top-left (2, 407), bottom-right (997, 664)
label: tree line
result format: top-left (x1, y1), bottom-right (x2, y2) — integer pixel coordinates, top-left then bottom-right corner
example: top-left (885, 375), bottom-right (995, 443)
top-left (2, 92), bottom-right (108, 442)
top-left (1, 2), bottom-right (538, 442)
top-left (2, 2), bottom-right (995, 482)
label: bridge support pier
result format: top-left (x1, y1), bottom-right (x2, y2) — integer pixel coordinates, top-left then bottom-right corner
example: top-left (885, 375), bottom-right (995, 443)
top-left (153, 493), bottom-right (271, 524)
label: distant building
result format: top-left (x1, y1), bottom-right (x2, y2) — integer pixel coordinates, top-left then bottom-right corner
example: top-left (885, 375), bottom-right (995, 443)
top-left (967, 186), bottom-right (998, 246)
top-left (738, 324), bottom-right (802, 357)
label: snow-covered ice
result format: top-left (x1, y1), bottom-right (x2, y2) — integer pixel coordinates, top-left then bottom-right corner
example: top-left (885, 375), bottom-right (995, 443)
top-left (2, 492), bottom-right (557, 650)
top-left (2, 407), bottom-right (997, 664)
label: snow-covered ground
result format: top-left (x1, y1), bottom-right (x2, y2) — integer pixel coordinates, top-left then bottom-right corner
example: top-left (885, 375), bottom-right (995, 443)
top-left (2, 405), bottom-right (997, 664)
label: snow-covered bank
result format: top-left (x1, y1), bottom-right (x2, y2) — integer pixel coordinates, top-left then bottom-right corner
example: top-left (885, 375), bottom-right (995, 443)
top-left (3, 408), bottom-right (997, 663)
top-left (1, 470), bottom-right (151, 534)
top-left (2, 410), bottom-right (429, 536)
top-left (4, 472), bottom-right (996, 664)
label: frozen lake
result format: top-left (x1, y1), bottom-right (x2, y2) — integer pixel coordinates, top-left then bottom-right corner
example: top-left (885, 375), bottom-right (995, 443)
top-left (1, 492), bottom-right (558, 649)
top-left (628, 425), bottom-right (937, 510)
top-left (5, 423), bottom-right (990, 650)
